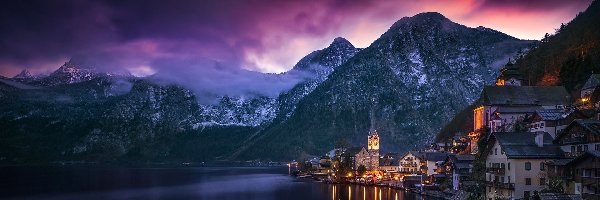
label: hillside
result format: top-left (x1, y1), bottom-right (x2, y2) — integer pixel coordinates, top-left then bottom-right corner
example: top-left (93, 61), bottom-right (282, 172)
top-left (436, 0), bottom-right (600, 141)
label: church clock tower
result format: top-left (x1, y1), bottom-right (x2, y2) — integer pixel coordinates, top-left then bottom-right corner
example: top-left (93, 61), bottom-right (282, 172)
top-left (367, 130), bottom-right (380, 169)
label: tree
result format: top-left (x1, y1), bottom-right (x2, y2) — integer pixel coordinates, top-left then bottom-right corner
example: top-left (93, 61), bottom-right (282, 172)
top-left (358, 165), bottom-right (367, 176)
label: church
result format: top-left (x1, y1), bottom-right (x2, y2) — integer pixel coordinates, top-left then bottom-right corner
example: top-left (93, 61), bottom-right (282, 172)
top-left (354, 130), bottom-right (380, 170)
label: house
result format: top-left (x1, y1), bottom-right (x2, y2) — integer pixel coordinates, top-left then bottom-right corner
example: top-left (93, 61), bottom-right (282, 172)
top-left (554, 119), bottom-right (600, 158)
top-left (546, 151), bottom-right (600, 198)
top-left (485, 132), bottom-right (564, 200)
top-left (399, 151), bottom-right (423, 174)
top-left (581, 74), bottom-right (600, 99)
top-left (443, 154), bottom-right (475, 190)
top-left (560, 151), bottom-right (600, 199)
top-left (379, 153), bottom-right (400, 172)
top-left (528, 109), bottom-right (588, 139)
top-left (421, 152), bottom-right (449, 175)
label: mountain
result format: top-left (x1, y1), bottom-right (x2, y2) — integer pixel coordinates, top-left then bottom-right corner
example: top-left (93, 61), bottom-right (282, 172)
top-left (435, 0), bottom-right (600, 142)
top-left (0, 37), bottom-right (359, 163)
top-left (0, 12), bottom-right (534, 163)
top-left (277, 37), bottom-right (360, 119)
top-left (12, 69), bottom-right (33, 80)
top-left (231, 12), bottom-right (535, 160)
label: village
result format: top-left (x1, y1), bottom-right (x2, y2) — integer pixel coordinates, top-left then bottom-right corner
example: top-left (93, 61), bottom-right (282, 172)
top-left (293, 61), bottom-right (600, 200)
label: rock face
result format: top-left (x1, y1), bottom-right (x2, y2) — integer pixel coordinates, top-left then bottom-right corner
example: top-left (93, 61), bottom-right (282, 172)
top-left (0, 12), bottom-right (535, 163)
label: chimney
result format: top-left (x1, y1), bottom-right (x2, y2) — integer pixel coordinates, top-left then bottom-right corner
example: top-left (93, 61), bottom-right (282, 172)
top-left (534, 132), bottom-right (544, 147)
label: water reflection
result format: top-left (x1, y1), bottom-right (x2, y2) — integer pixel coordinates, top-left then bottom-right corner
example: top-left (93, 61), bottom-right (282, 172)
top-left (0, 166), bottom-right (433, 200)
top-left (327, 184), bottom-right (426, 200)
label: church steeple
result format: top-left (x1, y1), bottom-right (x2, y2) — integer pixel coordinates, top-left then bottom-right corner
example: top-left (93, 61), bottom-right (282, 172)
top-left (496, 59), bottom-right (523, 86)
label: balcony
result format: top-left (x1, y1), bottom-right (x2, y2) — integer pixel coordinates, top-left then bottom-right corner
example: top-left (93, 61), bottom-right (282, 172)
top-left (485, 181), bottom-right (515, 189)
top-left (401, 163), bottom-right (418, 167)
top-left (486, 167), bottom-right (506, 175)
top-left (565, 151), bottom-right (585, 158)
top-left (561, 137), bottom-right (586, 144)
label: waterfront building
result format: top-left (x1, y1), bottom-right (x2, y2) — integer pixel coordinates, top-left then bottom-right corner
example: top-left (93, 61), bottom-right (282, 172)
top-left (399, 151), bottom-right (423, 174)
top-left (379, 153), bottom-right (400, 173)
top-left (485, 132), bottom-right (564, 200)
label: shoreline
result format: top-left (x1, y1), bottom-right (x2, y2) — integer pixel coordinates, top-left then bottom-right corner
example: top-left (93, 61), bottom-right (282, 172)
top-left (295, 175), bottom-right (452, 200)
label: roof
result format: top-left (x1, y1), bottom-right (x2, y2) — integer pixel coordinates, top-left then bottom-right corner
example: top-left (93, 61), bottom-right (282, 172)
top-left (491, 132), bottom-right (564, 159)
top-left (498, 62), bottom-right (523, 80)
top-left (482, 86), bottom-right (569, 106)
top-left (403, 151), bottom-right (424, 159)
top-left (422, 152), bottom-right (449, 162)
top-left (583, 74), bottom-right (600, 90)
top-left (545, 159), bottom-right (574, 166)
top-left (570, 119), bottom-right (600, 136)
top-left (561, 150), bottom-right (600, 167)
top-left (455, 154), bottom-right (475, 161)
top-left (555, 119), bottom-right (600, 142)
top-left (534, 109), bottom-right (570, 121)
top-left (494, 106), bottom-right (542, 113)
top-left (454, 163), bottom-right (472, 169)
top-left (342, 147), bottom-right (364, 156)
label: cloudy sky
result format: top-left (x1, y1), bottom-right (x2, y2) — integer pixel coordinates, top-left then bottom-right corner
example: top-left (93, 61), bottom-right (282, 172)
top-left (0, 0), bottom-right (592, 78)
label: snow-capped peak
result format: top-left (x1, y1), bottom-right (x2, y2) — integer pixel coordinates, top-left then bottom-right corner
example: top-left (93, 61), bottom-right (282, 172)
top-left (13, 69), bottom-right (33, 79)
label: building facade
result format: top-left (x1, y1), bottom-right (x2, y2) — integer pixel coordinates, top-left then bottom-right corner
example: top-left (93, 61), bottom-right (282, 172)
top-left (485, 132), bottom-right (564, 200)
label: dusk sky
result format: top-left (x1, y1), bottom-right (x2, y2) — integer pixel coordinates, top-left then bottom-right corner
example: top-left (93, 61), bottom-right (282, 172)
top-left (0, 0), bottom-right (592, 78)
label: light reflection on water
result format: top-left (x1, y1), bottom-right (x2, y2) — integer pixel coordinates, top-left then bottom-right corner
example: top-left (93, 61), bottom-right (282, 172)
top-left (0, 166), bottom-right (434, 200)
top-left (327, 184), bottom-right (427, 200)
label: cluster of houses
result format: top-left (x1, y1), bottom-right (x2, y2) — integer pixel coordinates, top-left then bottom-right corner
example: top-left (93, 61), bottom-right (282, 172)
top-left (473, 62), bottom-right (600, 200)
top-left (305, 62), bottom-right (600, 200)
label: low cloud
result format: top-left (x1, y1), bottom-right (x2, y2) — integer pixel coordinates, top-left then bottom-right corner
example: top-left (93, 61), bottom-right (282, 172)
top-left (148, 58), bottom-right (311, 103)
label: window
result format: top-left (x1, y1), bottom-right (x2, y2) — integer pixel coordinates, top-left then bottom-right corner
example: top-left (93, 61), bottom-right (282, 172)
top-left (596, 144), bottom-right (600, 151)
top-left (508, 176), bottom-right (511, 183)
top-left (495, 148), bottom-right (497, 155)
top-left (571, 146), bottom-right (576, 152)
top-left (524, 191), bottom-right (530, 200)
top-left (525, 162), bottom-right (531, 170)
top-left (525, 178), bottom-right (531, 185)
top-left (541, 122), bottom-right (545, 128)
top-left (540, 163), bottom-right (545, 171)
top-left (540, 178), bottom-right (546, 185)
top-left (585, 145), bottom-right (589, 151)
top-left (508, 163), bottom-right (511, 170)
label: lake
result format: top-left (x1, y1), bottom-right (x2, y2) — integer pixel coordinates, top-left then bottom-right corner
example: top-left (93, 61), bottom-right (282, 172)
top-left (0, 166), bottom-right (436, 200)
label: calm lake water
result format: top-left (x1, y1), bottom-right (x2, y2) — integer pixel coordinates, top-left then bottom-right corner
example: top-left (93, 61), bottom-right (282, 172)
top-left (0, 166), bottom-right (436, 200)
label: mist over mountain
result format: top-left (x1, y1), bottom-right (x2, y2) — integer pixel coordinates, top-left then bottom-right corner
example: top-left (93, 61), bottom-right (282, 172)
top-left (0, 12), bottom-right (535, 163)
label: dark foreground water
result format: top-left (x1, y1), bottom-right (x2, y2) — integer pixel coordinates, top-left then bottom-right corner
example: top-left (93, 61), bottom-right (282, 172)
top-left (0, 166), bottom-right (437, 200)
